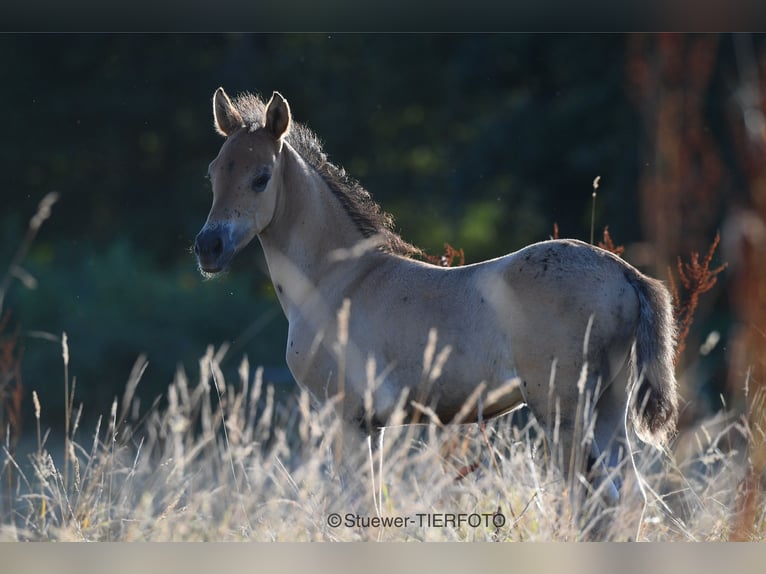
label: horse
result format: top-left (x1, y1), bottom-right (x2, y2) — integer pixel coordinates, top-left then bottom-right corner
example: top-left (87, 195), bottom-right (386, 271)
top-left (194, 88), bottom-right (679, 534)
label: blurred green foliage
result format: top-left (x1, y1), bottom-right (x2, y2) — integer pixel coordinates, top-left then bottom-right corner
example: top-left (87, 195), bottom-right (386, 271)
top-left (1, 34), bottom-right (647, 425)
top-left (8, 238), bottom-right (287, 420)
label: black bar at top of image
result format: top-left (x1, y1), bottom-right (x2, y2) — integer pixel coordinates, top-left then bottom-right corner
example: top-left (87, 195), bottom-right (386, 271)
top-left (3, 0), bottom-right (763, 33)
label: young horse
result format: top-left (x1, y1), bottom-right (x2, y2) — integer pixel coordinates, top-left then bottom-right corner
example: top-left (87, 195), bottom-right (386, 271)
top-left (195, 88), bottom-right (678, 528)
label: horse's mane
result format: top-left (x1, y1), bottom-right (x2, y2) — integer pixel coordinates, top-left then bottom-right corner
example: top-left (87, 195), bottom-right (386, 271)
top-left (232, 93), bottom-right (422, 258)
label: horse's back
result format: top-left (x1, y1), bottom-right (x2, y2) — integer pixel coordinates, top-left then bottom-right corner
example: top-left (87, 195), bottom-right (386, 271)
top-left (482, 238), bottom-right (641, 331)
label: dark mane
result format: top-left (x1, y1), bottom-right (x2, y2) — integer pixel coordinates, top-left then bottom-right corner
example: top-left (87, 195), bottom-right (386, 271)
top-left (232, 93), bottom-right (422, 258)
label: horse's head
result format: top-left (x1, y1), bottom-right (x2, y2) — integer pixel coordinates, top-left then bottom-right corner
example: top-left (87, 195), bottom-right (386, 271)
top-left (194, 88), bottom-right (291, 275)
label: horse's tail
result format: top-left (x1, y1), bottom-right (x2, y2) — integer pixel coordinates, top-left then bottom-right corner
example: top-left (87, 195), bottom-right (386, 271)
top-left (625, 270), bottom-right (679, 447)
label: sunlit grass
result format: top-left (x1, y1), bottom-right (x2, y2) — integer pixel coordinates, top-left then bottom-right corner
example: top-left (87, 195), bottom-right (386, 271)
top-left (0, 339), bottom-right (760, 542)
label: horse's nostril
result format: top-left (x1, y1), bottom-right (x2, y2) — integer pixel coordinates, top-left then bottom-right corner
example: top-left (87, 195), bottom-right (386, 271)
top-left (196, 229), bottom-right (219, 257)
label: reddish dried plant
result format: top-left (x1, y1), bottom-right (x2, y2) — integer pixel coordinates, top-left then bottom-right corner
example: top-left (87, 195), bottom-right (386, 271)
top-left (424, 243), bottom-right (466, 267)
top-left (597, 226), bottom-right (625, 257)
top-left (667, 232), bottom-right (727, 364)
top-left (0, 310), bottom-right (23, 450)
top-left (552, 222), bottom-right (624, 257)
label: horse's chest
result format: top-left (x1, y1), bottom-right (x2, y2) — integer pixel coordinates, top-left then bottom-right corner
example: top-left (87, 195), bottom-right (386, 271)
top-left (285, 322), bottom-right (324, 377)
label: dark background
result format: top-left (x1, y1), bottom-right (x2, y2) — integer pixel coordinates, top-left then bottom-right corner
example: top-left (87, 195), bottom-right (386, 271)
top-left (1, 34), bottom-right (763, 438)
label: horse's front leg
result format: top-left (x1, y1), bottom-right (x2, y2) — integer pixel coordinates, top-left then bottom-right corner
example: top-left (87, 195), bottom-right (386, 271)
top-left (326, 413), bottom-right (385, 507)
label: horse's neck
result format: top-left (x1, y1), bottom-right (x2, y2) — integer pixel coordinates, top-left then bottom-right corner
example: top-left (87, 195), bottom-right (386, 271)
top-left (257, 147), bottom-right (369, 315)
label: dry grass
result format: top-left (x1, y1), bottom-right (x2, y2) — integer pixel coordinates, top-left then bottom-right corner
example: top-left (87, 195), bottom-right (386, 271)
top-left (0, 339), bottom-right (761, 542)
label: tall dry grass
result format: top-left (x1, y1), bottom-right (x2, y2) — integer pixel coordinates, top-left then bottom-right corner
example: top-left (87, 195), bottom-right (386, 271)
top-left (0, 334), bottom-right (760, 542)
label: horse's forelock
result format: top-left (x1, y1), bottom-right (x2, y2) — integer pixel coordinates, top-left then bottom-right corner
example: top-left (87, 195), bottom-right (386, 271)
top-left (231, 93), bottom-right (266, 132)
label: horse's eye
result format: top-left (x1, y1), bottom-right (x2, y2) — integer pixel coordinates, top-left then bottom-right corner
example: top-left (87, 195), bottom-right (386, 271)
top-left (252, 171), bottom-right (271, 192)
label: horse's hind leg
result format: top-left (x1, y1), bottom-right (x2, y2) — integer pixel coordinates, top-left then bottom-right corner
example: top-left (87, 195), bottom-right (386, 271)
top-left (591, 368), bottom-right (631, 497)
top-left (577, 360), bottom-right (635, 538)
top-left (589, 354), bottom-right (634, 497)
top-left (522, 361), bottom-right (623, 539)
top-left (519, 363), bottom-right (594, 515)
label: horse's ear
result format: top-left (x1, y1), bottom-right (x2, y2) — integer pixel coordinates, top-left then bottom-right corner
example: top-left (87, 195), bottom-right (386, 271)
top-left (213, 87), bottom-right (244, 137)
top-left (265, 91), bottom-right (291, 140)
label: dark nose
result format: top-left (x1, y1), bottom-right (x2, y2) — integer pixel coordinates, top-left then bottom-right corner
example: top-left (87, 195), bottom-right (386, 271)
top-left (195, 225), bottom-right (228, 273)
top-left (195, 227), bottom-right (223, 259)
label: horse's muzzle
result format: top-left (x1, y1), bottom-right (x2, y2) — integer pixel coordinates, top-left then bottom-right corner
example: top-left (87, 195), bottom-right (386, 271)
top-left (194, 224), bottom-right (234, 274)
